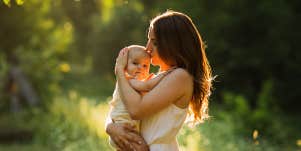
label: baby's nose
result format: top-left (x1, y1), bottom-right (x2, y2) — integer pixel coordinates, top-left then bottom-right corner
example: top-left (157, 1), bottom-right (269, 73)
top-left (138, 64), bottom-right (143, 69)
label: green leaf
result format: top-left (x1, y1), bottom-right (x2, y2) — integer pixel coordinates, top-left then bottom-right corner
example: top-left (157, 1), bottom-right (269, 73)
top-left (3, 0), bottom-right (11, 7)
top-left (15, 0), bottom-right (24, 5)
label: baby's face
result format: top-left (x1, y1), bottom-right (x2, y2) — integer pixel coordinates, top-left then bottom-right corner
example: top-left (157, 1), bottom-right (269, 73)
top-left (127, 49), bottom-right (150, 80)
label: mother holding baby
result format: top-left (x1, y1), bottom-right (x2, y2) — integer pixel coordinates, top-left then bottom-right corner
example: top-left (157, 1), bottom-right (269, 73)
top-left (106, 10), bottom-right (212, 151)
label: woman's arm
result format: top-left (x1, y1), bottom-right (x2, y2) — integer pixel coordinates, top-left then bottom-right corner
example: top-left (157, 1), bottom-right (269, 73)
top-left (115, 49), bottom-right (192, 120)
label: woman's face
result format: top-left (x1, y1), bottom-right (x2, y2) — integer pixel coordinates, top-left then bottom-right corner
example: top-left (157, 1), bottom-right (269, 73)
top-left (146, 28), bottom-right (161, 66)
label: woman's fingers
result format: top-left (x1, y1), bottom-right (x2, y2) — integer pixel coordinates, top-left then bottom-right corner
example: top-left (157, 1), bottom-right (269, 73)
top-left (127, 132), bottom-right (145, 145)
top-left (115, 47), bottom-right (129, 75)
top-left (108, 123), bottom-right (148, 150)
top-left (112, 123), bottom-right (137, 150)
top-left (117, 47), bottom-right (128, 62)
top-left (117, 123), bottom-right (144, 145)
top-left (113, 136), bottom-right (126, 149)
top-left (123, 123), bottom-right (139, 133)
top-left (114, 136), bottom-right (133, 151)
top-left (119, 136), bottom-right (132, 151)
top-left (118, 47), bottom-right (129, 56)
top-left (118, 47), bottom-right (126, 56)
top-left (131, 142), bottom-right (150, 151)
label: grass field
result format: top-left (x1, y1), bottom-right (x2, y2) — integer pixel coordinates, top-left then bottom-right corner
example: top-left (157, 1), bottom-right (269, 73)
top-left (0, 76), bottom-right (300, 151)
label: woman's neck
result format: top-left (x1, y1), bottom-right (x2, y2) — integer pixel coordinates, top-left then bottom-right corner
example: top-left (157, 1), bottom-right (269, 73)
top-left (159, 64), bottom-right (176, 72)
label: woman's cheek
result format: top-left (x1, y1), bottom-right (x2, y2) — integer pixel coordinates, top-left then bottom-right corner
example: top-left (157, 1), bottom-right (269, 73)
top-left (151, 58), bottom-right (158, 65)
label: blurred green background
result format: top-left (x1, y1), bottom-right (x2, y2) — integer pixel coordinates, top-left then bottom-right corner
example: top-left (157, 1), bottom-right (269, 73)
top-left (0, 0), bottom-right (300, 150)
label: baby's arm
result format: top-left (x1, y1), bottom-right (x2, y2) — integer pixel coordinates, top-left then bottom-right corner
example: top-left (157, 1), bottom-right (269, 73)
top-left (129, 73), bottom-right (167, 92)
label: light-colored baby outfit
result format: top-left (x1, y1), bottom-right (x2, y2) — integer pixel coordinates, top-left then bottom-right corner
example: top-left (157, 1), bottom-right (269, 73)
top-left (108, 68), bottom-right (188, 151)
top-left (108, 84), bottom-right (140, 148)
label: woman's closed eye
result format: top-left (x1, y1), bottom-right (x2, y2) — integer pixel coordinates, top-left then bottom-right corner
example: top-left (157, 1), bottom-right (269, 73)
top-left (153, 41), bottom-right (158, 46)
top-left (151, 38), bottom-right (157, 46)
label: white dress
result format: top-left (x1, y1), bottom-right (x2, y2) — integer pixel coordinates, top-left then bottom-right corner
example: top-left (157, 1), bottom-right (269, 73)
top-left (141, 104), bottom-right (187, 151)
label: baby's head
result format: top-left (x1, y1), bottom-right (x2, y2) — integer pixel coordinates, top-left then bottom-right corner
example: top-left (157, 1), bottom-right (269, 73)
top-left (126, 45), bottom-right (151, 80)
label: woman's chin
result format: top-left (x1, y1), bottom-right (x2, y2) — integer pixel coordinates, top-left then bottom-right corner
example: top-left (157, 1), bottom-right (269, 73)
top-left (151, 60), bottom-right (160, 66)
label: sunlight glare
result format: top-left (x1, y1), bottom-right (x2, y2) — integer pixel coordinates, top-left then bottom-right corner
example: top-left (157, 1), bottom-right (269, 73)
top-left (253, 129), bottom-right (259, 140)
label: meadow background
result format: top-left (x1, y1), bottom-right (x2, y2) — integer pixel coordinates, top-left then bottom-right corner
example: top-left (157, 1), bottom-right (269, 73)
top-left (0, 0), bottom-right (301, 150)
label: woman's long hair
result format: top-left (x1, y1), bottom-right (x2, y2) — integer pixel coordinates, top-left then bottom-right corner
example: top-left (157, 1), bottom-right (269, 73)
top-left (150, 10), bottom-right (212, 124)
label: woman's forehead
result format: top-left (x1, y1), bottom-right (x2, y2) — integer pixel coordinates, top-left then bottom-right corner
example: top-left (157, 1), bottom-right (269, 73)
top-left (148, 27), bottom-right (155, 38)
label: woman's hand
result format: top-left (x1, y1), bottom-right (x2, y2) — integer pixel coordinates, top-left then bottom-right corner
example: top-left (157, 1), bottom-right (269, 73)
top-left (115, 47), bottom-right (129, 76)
top-left (106, 123), bottom-right (149, 151)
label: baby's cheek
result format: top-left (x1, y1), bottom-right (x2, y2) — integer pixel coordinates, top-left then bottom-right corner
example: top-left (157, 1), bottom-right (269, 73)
top-left (140, 72), bottom-right (147, 79)
top-left (144, 72), bottom-right (150, 78)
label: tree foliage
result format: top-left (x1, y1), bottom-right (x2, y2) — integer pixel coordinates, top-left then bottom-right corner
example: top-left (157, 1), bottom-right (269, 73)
top-left (0, 0), bottom-right (300, 113)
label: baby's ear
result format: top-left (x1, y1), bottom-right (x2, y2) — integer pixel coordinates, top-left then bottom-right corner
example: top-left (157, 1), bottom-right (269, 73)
top-left (146, 73), bottom-right (155, 80)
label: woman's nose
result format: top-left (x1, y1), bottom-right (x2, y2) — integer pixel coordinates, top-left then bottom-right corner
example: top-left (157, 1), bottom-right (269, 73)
top-left (146, 41), bottom-right (152, 53)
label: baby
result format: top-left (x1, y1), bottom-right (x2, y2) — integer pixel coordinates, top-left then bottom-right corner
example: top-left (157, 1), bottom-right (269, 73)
top-left (108, 45), bottom-right (168, 150)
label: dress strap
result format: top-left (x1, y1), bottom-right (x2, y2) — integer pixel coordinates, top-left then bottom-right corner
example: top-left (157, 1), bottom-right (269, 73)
top-left (162, 66), bottom-right (178, 75)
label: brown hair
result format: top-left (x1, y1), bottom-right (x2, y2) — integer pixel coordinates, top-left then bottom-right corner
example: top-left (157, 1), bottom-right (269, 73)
top-left (150, 10), bottom-right (212, 123)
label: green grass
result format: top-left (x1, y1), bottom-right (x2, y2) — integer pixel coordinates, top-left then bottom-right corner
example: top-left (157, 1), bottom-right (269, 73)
top-left (0, 143), bottom-right (50, 151)
top-left (2, 97), bottom-right (299, 151)
top-left (1, 75), bottom-right (300, 151)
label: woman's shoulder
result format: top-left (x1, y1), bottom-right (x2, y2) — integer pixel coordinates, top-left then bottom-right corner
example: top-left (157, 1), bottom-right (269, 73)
top-left (168, 68), bottom-right (193, 108)
top-left (169, 68), bottom-right (191, 79)
top-left (164, 68), bottom-right (193, 84)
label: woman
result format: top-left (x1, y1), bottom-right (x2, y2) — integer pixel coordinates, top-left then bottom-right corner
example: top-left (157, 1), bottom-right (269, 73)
top-left (106, 10), bottom-right (212, 151)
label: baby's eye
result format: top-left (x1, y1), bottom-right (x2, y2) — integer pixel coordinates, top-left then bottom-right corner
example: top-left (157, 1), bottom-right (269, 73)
top-left (143, 65), bottom-right (148, 68)
top-left (133, 62), bottom-right (138, 65)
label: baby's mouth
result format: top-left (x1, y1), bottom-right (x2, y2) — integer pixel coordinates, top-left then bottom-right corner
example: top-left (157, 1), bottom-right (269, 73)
top-left (135, 71), bottom-right (141, 75)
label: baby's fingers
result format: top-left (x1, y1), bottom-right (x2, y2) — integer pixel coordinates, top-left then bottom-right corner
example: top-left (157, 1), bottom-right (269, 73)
top-left (146, 73), bottom-right (155, 80)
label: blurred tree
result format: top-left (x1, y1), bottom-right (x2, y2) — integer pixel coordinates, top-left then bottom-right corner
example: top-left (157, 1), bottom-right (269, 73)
top-left (0, 0), bottom-right (71, 108)
top-left (2, 0), bottom-right (24, 7)
top-left (1, 0), bottom-right (300, 114)
top-left (0, 1), bottom-right (42, 110)
top-left (90, 0), bottom-right (148, 74)
top-left (60, 0), bottom-right (100, 60)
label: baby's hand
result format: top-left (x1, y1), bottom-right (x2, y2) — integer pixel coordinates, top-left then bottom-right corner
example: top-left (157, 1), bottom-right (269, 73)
top-left (146, 73), bottom-right (155, 80)
top-left (126, 74), bottom-right (135, 80)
